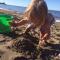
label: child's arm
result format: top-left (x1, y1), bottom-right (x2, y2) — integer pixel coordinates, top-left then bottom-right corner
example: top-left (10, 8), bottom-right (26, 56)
top-left (41, 33), bottom-right (49, 40)
top-left (11, 19), bottom-right (29, 27)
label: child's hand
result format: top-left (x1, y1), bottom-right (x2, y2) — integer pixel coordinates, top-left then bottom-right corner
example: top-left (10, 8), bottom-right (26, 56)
top-left (9, 20), bottom-right (19, 27)
top-left (38, 40), bottom-right (46, 48)
top-left (38, 33), bottom-right (48, 48)
top-left (9, 20), bottom-right (19, 31)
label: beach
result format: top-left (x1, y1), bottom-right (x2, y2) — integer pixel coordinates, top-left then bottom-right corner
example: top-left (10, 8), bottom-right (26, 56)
top-left (0, 9), bottom-right (60, 60)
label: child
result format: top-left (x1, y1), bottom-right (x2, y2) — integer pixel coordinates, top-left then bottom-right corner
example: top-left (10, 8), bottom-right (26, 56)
top-left (10, 0), bottom-right (48, 48)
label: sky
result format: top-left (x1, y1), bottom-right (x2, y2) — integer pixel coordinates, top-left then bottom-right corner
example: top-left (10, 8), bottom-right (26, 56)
top-left (0, 0), bottom-right (60, 11)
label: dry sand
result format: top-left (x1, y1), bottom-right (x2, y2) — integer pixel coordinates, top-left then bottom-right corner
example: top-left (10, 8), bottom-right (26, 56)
top-left (0, 9), bottom-right (60, 60)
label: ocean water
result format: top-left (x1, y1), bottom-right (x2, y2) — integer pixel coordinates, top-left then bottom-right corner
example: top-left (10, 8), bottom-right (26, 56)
top-left (0, 4), bottom-right (60, 21)
top-left (0, 4), bottom-right (25, 13)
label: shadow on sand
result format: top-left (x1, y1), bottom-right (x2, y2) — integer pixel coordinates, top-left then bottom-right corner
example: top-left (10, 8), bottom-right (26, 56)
top-left (1, 32), bottom-right (20, 39)
top-left (40, 42), bottom-right (60, 60)
top-left (1, 32), bottom-right (60, 60)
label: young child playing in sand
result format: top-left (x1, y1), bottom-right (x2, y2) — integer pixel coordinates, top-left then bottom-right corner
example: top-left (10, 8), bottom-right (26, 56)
top-left (10, 0), bottom-right (52, 48)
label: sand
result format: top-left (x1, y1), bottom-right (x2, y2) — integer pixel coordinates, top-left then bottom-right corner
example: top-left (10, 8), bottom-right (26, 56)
top-left (0, 9), bottom-right (60, 60)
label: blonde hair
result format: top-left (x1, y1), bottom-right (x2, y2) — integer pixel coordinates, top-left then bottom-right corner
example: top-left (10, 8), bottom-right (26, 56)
top-left (23, 0), bottom-right (48, 27)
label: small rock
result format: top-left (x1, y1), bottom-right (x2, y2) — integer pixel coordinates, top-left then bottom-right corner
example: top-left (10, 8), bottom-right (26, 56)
top-left (0, 36), bottom-right (5, 42)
